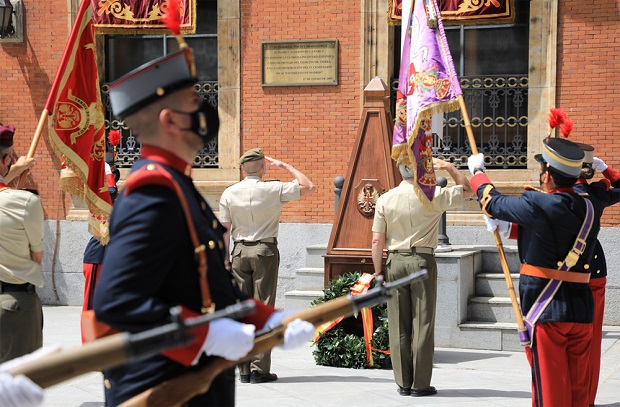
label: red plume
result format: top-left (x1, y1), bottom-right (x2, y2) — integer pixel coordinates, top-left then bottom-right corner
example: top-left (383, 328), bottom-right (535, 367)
top-left (560, 118), bottom-right (574, 138)
top-left (161, 0), bottom-right (181, 35)
top-left (548, 108), bottom-right (568, 129)
top-left (108, 130), bottom-right (122, 147)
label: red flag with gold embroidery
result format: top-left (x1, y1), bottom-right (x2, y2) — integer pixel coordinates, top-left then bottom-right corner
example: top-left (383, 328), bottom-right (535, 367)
top-left (91, 0), bottom-right (196, 34)
top-left (47, 0), bottom-right (111, 243)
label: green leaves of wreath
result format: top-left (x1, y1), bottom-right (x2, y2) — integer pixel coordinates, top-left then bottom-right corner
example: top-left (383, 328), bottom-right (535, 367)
top-left (312, 271), bottom-right (391, 369)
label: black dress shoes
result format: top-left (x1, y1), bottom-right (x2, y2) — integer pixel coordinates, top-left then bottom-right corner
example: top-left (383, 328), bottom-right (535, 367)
top-left (239, 374), bottom-right (250, 383)
top-left (411, 386), bottom-right (437, 397)
top-left (250, 371), bottom-right (278, 384)
top-left (397, 386), bottom-right (411, 396)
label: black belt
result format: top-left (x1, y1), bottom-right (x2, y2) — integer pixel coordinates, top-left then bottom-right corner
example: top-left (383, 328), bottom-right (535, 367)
top-left (0, 282), bottom-right (35, 293)
top-left (235, 238), bottom-right (277, 245)
top-left (388, 247), bottom-right (434, 255)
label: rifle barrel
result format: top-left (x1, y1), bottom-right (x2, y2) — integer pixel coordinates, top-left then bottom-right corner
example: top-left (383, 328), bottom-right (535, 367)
top-left (7, 300), bottom-right (257, 388)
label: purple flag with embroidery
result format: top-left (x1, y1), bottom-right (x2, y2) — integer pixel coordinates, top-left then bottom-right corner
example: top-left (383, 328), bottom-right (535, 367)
top-left (391, 0), bottom-right (461, 207)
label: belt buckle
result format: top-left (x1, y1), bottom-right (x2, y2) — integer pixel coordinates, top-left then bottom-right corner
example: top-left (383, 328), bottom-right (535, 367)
top-left (564, 251), bottom-right (580, 269)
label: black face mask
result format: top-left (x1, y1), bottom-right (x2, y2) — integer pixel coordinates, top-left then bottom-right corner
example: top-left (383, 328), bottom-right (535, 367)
top-left (539, 171), bottom-right (545, 187)
top-left (173, 100), bottom-right (220, 143)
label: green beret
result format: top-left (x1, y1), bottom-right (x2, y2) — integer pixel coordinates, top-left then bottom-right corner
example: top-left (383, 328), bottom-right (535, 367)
top-left (239, 148), bottom-right (264, 165)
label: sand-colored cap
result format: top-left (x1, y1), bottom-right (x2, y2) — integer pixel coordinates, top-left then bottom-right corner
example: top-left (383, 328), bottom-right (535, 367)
top-left (239, 148), bottom-right (264, 165)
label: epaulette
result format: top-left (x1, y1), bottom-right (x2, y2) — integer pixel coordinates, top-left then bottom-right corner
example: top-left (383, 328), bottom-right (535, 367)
top-left (121, 163), bottom-right (176, 196)
top-left (577, 193), bottom-right (589, 197)
top-left (524, 185), bottom-right (546, 193)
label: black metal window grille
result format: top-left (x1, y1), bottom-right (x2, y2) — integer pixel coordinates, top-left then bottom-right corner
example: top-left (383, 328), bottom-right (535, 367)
top-left (391, 0), bottom-right (530, 169)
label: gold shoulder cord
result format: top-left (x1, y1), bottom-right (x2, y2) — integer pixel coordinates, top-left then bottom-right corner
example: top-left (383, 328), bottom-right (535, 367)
top-left (480, 184), bottom-right (494, 217)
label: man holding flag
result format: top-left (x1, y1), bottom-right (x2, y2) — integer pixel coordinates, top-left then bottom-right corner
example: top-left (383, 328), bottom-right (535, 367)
top-left (373, 0), bottom-right (472, 396)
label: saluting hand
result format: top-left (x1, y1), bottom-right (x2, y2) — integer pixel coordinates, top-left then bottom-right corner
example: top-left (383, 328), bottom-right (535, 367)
top-left (264, 156), bottom-right (288, 170)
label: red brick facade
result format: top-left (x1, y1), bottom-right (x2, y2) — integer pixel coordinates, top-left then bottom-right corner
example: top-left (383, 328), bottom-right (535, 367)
top-left (240, 0), bottom-right (362, 223)
top-left (557, 0), bottom-right (620, 225)
top-left (1, 1), bottom-right (618, 226)
top-left (0, 3), bottom-right (69, 220)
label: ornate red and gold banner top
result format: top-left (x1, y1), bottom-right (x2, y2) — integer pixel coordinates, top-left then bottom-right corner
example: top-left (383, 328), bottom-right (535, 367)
top-left (389, 0), bottom-right (515, 25)
top-left (91, 0), bottom-right (196, 34)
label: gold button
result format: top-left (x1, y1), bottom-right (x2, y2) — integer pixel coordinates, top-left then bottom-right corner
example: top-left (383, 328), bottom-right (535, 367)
top-left (146, 164), bottom-right (156, 170)
top-left (584, 264), bottom-right (590, 270)
top-left (218, 241), bottom-right (224, 249)
top-left (208, 240), bottom-right (216, 250)
top-left (597, 270), bottom-right (601, 274)
top-left (201, 202), bottom-right (207, 211)
top-left (212, 219), bottom-right (218, 229)
top-left (156, 87), bottom-right (165, 96)
top-left (594, 255), bottom-right (598, 259)
top-left (104, 379), bottom-right (112, 389)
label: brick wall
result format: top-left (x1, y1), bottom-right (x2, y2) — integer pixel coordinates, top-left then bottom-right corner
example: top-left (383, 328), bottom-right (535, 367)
top-left (557, 0), bottom-right (620, 226)
top-left (240, 0), bottom-right (362, 223)
top-left (0, 2), bottom-right (68, 220)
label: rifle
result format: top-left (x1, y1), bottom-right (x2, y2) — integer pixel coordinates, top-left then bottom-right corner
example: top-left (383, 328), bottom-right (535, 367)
top-left (5, 300), bottom-right (256, 388)
top-left (120, 269), bottom-right (428, 407)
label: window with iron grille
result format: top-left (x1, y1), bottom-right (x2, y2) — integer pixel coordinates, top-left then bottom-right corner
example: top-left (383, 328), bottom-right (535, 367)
top-left (391, 0), bottom-right (530, 169)
top-left (101, 0), bottom-right (218, 168)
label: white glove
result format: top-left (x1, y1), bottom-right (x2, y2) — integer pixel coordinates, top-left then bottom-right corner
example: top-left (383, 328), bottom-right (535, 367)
top-left (484, 216), bottom-right (511, 239)
top-left (484, 216), bottom-right (500, 232)
top-left (265, 312), bottom-right (315, 350)
top-left (467, 153), bottom-right (485, 175)
top-left (281, 318), bottom-right (315, 350)
top-left (0, 373), bottom-right (44, 407)
top-left (201, 318), bottom-right (255, 361)
top-left (592, 157), bottom-right (608, 172)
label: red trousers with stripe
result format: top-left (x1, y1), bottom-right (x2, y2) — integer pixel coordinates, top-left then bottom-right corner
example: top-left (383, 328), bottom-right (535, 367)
top-left (80, 262), bottom-right (102, 344)
top-left (525, 322), bottom-right (592, 407)
top-left (588, 277), bottom-right (606, 405)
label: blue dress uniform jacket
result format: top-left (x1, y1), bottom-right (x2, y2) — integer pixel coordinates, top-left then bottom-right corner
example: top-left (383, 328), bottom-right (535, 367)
top-left (470, 173), bottom-right (609, 323)
top-left (94, 146), bottom-right (274, 406)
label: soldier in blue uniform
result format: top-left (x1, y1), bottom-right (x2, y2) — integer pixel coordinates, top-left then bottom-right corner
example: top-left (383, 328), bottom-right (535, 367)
top-left (468, 137), bottom-right (614, 407)
top-left (93, 48), bottom-right (314, 406)
top-left (573, 144), bottom-right (620, 406)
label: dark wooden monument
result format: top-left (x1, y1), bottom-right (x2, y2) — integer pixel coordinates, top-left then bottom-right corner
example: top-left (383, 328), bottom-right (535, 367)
top-left (323, 77), bottom-right (401, 286)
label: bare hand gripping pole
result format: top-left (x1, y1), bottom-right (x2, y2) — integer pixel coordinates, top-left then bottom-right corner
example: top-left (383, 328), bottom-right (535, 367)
top-left (6, 300), bottom-right (256, 388)
top-left (120, 269), bottom-right (429, 407)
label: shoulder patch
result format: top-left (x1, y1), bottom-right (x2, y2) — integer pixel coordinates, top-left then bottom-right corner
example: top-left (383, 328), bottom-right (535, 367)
top-left (122, 163), bottom-right (176, 196)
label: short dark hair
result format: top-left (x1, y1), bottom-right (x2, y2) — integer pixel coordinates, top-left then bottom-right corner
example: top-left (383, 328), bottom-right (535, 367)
top-left (546, 166), bottom-right (578, 188)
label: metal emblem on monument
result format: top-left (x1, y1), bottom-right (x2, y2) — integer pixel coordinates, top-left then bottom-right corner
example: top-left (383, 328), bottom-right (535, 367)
top-left (355, 179), bottom-right (384, 218)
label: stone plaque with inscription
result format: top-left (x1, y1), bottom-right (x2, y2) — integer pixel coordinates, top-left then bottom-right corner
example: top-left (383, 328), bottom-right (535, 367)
top-left (261, 40), bottom-right (338, 86)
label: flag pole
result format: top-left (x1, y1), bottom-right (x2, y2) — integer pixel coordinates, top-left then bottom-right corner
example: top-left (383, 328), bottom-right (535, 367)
top-left (457, 94), bottom-right (526, 334)
top-left (16, 109), bottom-right (49, 189)
top-left (16, 0), bottom-right (91, 189)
